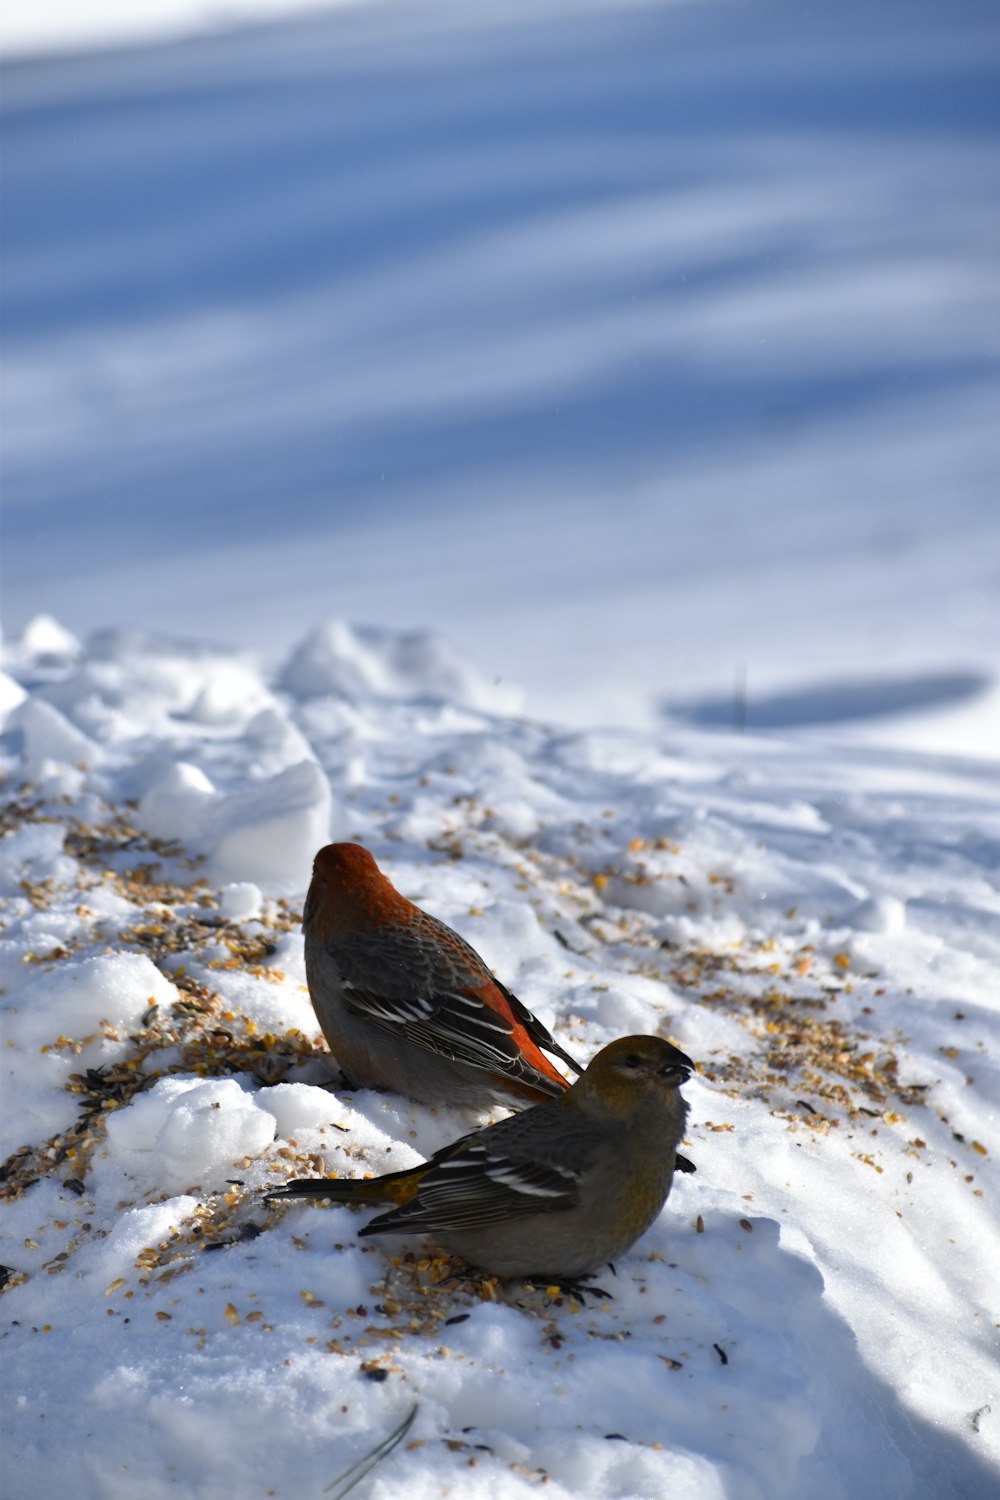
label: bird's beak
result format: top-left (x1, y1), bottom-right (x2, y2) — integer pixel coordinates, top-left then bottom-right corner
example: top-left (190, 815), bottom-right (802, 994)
top-left (659, 1063), bottom-right (692, 1087)
top-left (658, 1046), bottom-right (694, 1084)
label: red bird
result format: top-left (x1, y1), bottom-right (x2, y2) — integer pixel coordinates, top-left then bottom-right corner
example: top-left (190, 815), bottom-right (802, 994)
top-left (303, 843), bottom-right (582, 1109)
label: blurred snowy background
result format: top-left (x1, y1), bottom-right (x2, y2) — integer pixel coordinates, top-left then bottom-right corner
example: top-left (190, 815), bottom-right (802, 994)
top-left (3, 0), bottom-right (999, 751)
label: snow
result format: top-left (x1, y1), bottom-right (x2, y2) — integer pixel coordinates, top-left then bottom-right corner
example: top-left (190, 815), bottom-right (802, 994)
top-left (2, 620), bottom-right (998, 1499)
top-left (218, 882), bottom-right (264, 922)
top-left (0, 0), bottom-right (355, 57)
top-left (102, 1077), bottom-right (278, 1197)
top-left (2, 0), bottom-right (999, 1496)
top-left (1, 951), bottom-right (180, 1158)
top-left (7, 698), bottom-right (99, 772)
top-left (2, 0), bottom-right (998, 753)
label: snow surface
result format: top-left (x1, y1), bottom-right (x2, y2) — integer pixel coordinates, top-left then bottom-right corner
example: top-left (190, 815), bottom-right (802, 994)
top-left (2, 0), bottom-right (1000, 1495)
top-left (2, 0), bottom-right (999, 751)
top-left (1, 620), bottom-right (998, 1500)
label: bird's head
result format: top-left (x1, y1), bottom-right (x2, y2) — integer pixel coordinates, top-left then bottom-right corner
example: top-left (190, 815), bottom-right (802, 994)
top-left (303, 843), bottom-right (401, 936)
top-left (312, 842), bottom-right (380, 885)
top-left (571, 1034), bottom-right (694, 1120)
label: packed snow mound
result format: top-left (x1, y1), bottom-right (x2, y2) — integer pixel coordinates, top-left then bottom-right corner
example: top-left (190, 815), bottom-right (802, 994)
top-left (0, 818), bottom-right (77, 894)
top-left (101, 1076), bottom-right (277, 1195)
top-left (278, 618), bottom-right (523, 715)
top-left (5, 951), bottom-right (178, 1050)
top-left (7, 697), bottom-right (99, 771)
top-left (1, 953), bottom-right (179, 1158)
top-left (139, 756), bottom-right (334, 894)
top-left (93, 1196), bottom-right (202, 1281)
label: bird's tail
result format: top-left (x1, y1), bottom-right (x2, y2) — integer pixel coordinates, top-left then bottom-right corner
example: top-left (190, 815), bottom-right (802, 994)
top-left (266, 1164), bottom-right (425, 1209)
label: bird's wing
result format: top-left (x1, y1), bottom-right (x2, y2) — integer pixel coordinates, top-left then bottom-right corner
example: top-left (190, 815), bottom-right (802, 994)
top-left (361, 1124), bottom-right (596, 1235)
top-left (335, 918), bottom-right (577, 1091)
top-left (491, 975), bottom-right (582, 1075)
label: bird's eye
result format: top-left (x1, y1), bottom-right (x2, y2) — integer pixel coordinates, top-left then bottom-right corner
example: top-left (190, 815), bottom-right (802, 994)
top-left (623, 1055), bottom-right (642, 1069)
